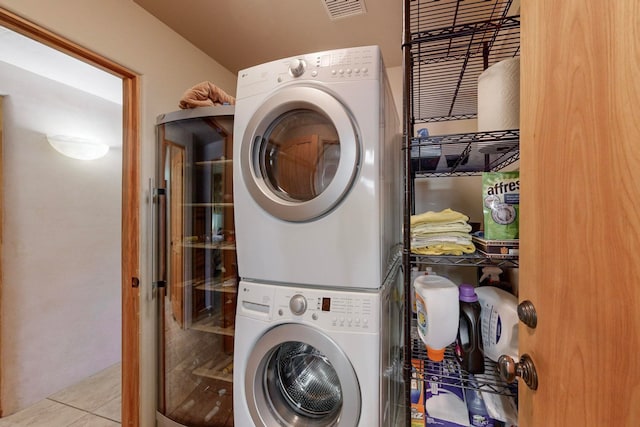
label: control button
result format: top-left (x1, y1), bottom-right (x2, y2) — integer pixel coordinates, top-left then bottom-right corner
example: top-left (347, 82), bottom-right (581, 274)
top-left (289, 59), bottom-right (306, 77)
top-left (312, 313), bottom-right (318, 320)
top-left (339, 69), bottom-right (344, 74)
top-left (354, 68), bottom-right (360, 74)
top-left (311, 70), bottom-right (318, 77)
top-left (289, 294), bottom-right (307, 316)
top-left (362, 67), bottom-right (368, 74)
top-left (331, 69), bottom-right (337, 75)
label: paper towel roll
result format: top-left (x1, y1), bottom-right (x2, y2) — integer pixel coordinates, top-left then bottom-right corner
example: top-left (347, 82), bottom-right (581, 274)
top-left (477, 57), bottom-right (520, 132)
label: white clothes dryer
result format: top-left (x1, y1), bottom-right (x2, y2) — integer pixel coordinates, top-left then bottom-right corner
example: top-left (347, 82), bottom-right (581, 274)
top-left (233, 45), bottom-right (401, 289)
top-left (233, 279), bottom-right (403, 427)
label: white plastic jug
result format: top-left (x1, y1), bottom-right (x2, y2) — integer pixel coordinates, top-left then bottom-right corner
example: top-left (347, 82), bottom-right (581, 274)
top-left (410, 266), bottom-right (434, 314)
top-left (413, 274), bottom-right (459, 362)
top-left (475, 286), bottom-right (519, 362)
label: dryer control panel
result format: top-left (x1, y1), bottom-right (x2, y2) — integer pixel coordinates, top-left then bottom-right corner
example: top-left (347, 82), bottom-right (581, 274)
top-left (236, 45), bottom-right (382, 99)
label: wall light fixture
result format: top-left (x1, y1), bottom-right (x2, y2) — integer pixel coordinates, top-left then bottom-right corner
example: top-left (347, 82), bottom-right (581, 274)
top-left (47, 135), bottom-right (110, 160)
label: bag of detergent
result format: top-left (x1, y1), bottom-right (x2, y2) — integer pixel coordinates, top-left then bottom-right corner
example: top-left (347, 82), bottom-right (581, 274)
top-left (482, 171), bottom-right (519, 240)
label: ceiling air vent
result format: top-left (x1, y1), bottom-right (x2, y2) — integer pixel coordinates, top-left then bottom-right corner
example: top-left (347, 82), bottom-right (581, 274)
top-left (322, 0), bottom-right (367, 20)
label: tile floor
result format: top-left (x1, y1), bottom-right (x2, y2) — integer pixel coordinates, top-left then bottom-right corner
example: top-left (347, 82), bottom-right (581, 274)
top-left (0, 363), bottom-right (121, 427)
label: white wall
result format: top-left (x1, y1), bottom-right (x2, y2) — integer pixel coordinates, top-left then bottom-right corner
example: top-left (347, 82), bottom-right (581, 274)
top-left (0, 61), bottom-right (122, 414)
top-left (0, 0), bottom-right (237, 424)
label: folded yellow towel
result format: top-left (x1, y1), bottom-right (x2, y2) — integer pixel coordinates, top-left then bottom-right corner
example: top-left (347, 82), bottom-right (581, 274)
top-left (410, 208), bottom-right (475, 255)
top-left (411, 242), bottom-right (476, 256)
top-left (411, 208), bottom-right (469, 226)
top-left (179, 81), bottom-right (236, 109)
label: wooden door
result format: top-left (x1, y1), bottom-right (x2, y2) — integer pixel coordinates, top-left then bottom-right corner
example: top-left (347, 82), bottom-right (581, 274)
top-left (520, 0), bottom-right (640, 425)
top-left (0, 97), bottom-right (3, 417)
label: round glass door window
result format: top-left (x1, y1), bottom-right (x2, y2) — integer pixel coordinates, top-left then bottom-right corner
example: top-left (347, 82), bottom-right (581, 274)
top-left (264, 341), bottom-right (343, 425)
top-left (240, 85), bottom-right (359, 222)
top-left (260, 109), bottom-right (341, 203)
top-left (244, 323), bottom-right (361, 426)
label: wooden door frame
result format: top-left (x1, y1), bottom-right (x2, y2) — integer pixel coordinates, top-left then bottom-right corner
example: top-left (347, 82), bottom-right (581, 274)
top-left (0, 8), bottom-right (141, 425)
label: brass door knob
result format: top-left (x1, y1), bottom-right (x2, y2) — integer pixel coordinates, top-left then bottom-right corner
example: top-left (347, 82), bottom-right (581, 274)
top-left (498, 354), bottom-right (539, 390)
top-left (517, 300), bottom-right (538, 328)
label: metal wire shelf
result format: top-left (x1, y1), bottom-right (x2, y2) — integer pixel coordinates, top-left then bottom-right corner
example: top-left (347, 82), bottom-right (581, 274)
top-left (406, 0), bottom-right (520, 123)
top-left (408, 129), bottom-right (520, 177)
top-left (402, 2), bottom-right (522, 424)
top-left (410, 252), bottom-right (519, 268)
top-left (408, 0), bottom-right (516, 33)
top-left (411, 326), bottom-right (517, 397)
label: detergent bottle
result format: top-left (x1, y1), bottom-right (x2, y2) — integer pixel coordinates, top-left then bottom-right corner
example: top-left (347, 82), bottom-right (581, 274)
top-left (465, 375), bottom-right (496, 427)
top-left (410, 267), bottom-right (420, 315)
top-left (475, 286), bottom-right (519, 362)
top-left (455, 284), bottom-right (485, 374)
top-left (413, 274), bottom-right (459, 362)
top-left (410, 266), bottom-right (434, 314)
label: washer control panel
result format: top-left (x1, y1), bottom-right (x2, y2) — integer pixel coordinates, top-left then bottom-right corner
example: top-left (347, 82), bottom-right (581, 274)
top-left (276, 286), bottom-right (380, 332)
top-left (237, 280), bottom-right (381, 332)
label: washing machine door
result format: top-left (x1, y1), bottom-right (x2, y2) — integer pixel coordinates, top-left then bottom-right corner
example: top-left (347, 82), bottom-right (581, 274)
top-left (239, 85), bottom-right (359, 222)
top-left (245, 323), bottom-right (361, 426)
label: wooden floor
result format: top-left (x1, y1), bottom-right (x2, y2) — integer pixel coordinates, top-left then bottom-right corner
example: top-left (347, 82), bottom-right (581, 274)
top-left (0, 363), bottom-right (121, 426)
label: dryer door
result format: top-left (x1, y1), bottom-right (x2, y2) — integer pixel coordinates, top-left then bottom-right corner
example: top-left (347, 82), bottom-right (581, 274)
top-left (239, 85), bottom-right (359, 222)
top-left (245, 323), bottom-right (361, 426)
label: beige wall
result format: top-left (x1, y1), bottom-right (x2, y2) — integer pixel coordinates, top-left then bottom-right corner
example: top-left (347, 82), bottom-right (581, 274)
top-left (0, 0), bottom-right (236, 424)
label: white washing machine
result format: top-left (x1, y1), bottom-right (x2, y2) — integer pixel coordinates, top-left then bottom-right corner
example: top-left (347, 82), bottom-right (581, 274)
top-left (233, 45), bottom-right (401, 289)
top-left (233, 279), bottom-right (403, 427)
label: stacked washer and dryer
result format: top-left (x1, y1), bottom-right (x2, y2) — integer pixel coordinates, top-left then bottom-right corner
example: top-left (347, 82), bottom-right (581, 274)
top-left (232, 46), bottom-right (404, 427)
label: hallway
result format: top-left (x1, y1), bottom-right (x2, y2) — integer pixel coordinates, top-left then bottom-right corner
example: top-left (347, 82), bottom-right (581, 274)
top-left (0, 363), bottom-right (121, 426)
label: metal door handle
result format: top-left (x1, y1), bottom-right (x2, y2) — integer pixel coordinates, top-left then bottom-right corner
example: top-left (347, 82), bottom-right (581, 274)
top-left (518, 300), bottom-right (538, 328)
top-left (498, 354), bottom-right (539, 390)
top-left (153, 187), bottom-right (167, 292)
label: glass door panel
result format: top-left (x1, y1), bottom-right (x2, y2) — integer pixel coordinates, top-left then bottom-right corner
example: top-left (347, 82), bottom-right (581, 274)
top-left (156, 108), bottom-right (236, 427)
